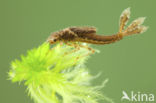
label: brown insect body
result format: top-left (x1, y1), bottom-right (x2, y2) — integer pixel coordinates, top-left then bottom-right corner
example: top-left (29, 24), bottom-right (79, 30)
top-left (48, 27), bottom-right (123, 45)
top-left (70, 27), bottom-right (123, 44)
top-left (47, 8), bottom-right (147, 46)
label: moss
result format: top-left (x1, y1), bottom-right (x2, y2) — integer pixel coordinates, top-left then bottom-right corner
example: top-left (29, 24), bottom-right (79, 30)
top-left (8, 43), bottom-right (112, 103)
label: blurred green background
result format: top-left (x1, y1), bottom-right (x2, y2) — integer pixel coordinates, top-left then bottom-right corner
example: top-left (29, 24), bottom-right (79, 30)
top-left (0, 0), bottom-right (155, 103)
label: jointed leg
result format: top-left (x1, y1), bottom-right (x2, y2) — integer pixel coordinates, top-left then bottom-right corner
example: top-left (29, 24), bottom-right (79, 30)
top-left (64, 42), bottom-right (80, 55)
top-left (64, 42), bottom-right (95, 59)
top-left (75, 44), bottom-right (95, 60)
top-left (78, 44), bottom-right (95, 54)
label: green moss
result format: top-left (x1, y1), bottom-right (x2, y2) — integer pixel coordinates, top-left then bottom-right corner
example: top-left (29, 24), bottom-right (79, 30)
top-left (8, 43), bottom-right (113, 103)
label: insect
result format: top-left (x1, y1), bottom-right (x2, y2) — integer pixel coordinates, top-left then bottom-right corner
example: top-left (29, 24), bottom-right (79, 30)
top-left (47, 8), bottom-right (148, 53)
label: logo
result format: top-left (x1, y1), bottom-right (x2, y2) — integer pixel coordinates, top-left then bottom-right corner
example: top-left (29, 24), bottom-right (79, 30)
top-left (121, 91), bottom-right (154, 102)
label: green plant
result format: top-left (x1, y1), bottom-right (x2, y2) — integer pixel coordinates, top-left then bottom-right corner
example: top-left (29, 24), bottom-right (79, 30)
top-left (8, 43), bottom-right (112, 103)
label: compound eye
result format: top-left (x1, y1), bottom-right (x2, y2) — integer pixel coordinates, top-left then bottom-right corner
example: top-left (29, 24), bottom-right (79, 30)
top-left (53, 39), bottom-right (57, 42)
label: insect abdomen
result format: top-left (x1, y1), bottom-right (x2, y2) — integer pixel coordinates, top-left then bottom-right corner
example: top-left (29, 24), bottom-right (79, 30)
top-left (77, 34), bottom-right (122, 44)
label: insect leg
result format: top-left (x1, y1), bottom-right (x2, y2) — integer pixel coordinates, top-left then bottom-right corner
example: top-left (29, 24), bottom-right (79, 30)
top-left (79, 44), bottom-right (95, 54)
top-left (75, 44), bottom-right (95, 60)
top-left (64, 42), bottom-right (80, 55)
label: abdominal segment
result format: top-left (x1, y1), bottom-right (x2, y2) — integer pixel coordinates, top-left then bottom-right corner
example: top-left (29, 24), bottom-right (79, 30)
top-left (75, 33), bottom-right (122, 44)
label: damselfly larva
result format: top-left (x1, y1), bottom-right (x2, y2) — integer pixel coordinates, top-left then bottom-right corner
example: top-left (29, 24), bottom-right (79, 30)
top-left (47, 8), bottom-right (148, 52)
